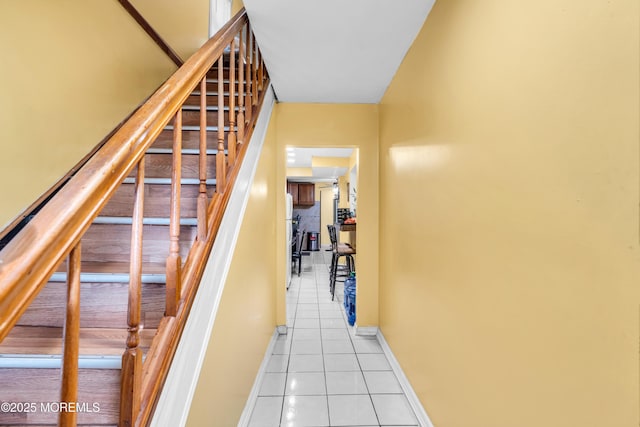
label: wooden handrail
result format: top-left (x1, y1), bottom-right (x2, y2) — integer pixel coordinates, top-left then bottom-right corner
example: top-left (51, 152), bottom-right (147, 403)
top-left (0, 8), bottom-right (271, 426)
top-left (117, 0), bottom-right (184, 67)
top-left (0, 10), bottom-right (249, 342)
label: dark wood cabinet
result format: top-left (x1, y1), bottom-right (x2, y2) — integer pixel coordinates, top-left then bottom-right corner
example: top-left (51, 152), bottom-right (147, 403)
top-left (287, 182), bottom-right (299, 205)
top-left (287, 181), bottom-right (315, 206)
top-left (297, 183), bottom-right (315, 206)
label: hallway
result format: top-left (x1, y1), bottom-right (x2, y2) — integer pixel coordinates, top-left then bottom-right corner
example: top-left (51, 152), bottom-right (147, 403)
top-left (245, 251), bottom-right (421, 427)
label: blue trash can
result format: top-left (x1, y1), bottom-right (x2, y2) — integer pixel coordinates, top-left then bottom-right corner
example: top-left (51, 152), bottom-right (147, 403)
top-left (344, 273), bottom-right (356, 326)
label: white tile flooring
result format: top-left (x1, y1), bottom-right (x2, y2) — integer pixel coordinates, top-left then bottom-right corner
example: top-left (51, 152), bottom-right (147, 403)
top-left (246, 251), bottom-right (420, 427)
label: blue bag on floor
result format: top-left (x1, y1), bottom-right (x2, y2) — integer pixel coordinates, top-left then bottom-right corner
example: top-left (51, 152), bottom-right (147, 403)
top-left (344, 273), bottom-right (356, 326)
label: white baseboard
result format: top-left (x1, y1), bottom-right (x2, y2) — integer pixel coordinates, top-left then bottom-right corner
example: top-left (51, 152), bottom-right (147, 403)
top-left (276, 325), bottom-right (288, 335)
top-left (354, 325), bottom-right (379, 336)
top-left (377, 330), bottom-right (435, 427)
top-left (237, 328), bottom-right (280, 427)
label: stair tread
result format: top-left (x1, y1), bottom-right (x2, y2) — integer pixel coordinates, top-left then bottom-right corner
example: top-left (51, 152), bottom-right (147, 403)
top-left (55, 261), bottom-right (165, 275)
top-left (0, 326), bottom-right (156, 356)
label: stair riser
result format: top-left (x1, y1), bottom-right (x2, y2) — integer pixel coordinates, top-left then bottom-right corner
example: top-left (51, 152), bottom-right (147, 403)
top-left (184, 93), bottom-right (250, 108)
top-left (0, 368), bottom-right (118, 425)
top-left (180, 109), bottom-right (219, 126)
top-left (153, 129), bottom-right (238, 150)
top-left (100, 183), bottom-right (216, 218)
top-left (81, 223), bottom-right (197, 264)
top-left (17, 282), bottom-right (164, 329)
top-left (125, 153), bottom-right (217, 180)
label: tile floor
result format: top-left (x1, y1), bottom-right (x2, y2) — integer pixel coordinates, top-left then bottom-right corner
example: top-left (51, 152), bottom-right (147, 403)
top-left (247, 250), bottom-right (420, 427)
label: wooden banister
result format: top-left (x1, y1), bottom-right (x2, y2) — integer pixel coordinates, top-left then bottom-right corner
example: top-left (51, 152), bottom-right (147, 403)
top-left (0, 8), bottom-right (270, 427)
top-left (0, 10), bottom-right (249, 342)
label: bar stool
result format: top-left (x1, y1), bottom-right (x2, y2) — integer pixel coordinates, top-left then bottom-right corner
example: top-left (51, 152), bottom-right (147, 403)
top-left (327, 224), bottom-right (355, 301)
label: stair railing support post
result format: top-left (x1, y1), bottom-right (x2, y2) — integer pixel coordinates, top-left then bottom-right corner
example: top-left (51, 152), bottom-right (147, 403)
top-left (228, 38), bottom-right (237, 165)
top-left (237, 24), bottom-right (246, 146)
top-left (244, 22), bottom-right (253, 125)
top-left (197, 77), bottom-right (208, 241)
top-left (59, 242), bottom-right (81, 427)
top-left (120, 158), bottom-right (145, 427)
top-left (216, 56), bottom-right (227, 193)
top-left (166, 112), bottom-right (183, 316)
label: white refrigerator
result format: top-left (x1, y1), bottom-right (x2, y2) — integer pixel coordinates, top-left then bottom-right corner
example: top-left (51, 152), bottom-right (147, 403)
top-left (285, 193), bottom-right (293, 290)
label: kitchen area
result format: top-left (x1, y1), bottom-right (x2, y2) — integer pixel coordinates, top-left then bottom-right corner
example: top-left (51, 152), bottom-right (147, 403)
top-left (285, 147), bottom-right (358, 286)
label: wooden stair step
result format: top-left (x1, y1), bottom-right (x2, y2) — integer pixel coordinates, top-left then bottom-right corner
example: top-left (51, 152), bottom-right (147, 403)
top-left (179, 109), bottom-right (219, 126)
top-left (99, 182), bottom-right (216, 218)
top-left (0, 367), bottom-right (119, 425)
top-left (81, 223), bottom-right (196, 264)
top-left (0, 326), bottom-right (156, 356)
top-left (126, 152), bottom-right (217, 179)
top-left (182, 104), bottom-right (239, 112)
top-left (184, 93), bottom-right (249, 107)
top-left (152, 129), bottom-right (232, 150)
top-left (16, 281), bottom-right (164, 329)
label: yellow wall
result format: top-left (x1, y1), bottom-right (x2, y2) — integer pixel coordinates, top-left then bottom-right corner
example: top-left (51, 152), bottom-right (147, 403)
top-left (130, 0), bottom-right (209, 60)
top-left (275, 103), bottom-right (379, 327)
top-left (187, 111), bottom-right (277, 426)
top-left (0, 0), bottom-right (176, 230)
top-left (320, 187), bottom-right (334, 247)
top-left (232, 0), bottom-right (245, 16)
top-left (378, 1), bottom-right (640, 427)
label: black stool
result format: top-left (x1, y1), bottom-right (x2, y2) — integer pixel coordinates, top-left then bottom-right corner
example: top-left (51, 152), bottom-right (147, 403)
top-left (327, 224), bottom-right (355, 301)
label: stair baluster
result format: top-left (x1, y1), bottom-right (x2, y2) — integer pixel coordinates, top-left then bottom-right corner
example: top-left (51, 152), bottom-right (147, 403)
top-left (245, 22), bottom-right (253, 125)
top-left (59, 242), bottom-right (81, 427)
top-left (237, 26), bottom-right (245, 145)
top-left (198, 77), bottom-right (208, 241)
top-left (252, 31), bottom-right (258, 111)
top-left (216, 56), bottom-right (227, 192)
top-left (121, 159), bottom-right (145, 426)
top-left (258, 44), bottom-right (264, 92)
top-left (228, 38), bottom-right (237, 165)
top-left (166, 112), bottom-right (183, 316)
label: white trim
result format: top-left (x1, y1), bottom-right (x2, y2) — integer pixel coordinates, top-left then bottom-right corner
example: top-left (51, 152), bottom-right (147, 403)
top-left (150, 85), bottom-right (276, 427)
top-left (121, 177), bottom-right (217, 186)
top-left (49, 272), bottom-right (166, 284)
top-left (276, 325), bottom-right (288, 335)
top-left (377, 330), bottom-right (435, 427)
top-left (237, 328), bottom-right (280, 427)
top-left (93, 217), bottom-right (197, 226)
top-left (354, 325), bottom-right (378, 337)
top-left (0, 354), bottom-right (121, 369)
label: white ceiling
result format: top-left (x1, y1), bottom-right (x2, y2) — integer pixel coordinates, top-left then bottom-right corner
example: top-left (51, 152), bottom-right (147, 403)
top-left (244, 0), bottom-right (436, 103)
top-left (286, 147), bottom-right (353, 182)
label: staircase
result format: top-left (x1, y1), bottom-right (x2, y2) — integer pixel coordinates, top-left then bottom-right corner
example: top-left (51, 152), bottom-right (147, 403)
top-left (0, 10), bottom-right (268, 426)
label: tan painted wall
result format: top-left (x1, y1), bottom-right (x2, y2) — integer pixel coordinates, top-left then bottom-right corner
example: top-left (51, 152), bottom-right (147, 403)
top-left (130, 0), bottom-right (209, 60)
top-left (378, 1), bottom-right (640, 426)
top-left (320, 187), bottom-right (334, 247)
top-left (187, 111), bottom-right (277, 426)
top-left (232, 0), bottom-right (245, 16)
top-left (0, 0), bottom-right (176, 230)
top-left (275, 103), bottom-right (379, 327)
